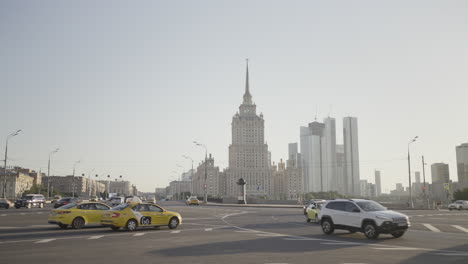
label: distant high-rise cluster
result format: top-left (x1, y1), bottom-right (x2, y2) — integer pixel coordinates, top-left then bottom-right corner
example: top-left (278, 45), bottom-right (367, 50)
top-left (300, 116), bottom-right (360, 196)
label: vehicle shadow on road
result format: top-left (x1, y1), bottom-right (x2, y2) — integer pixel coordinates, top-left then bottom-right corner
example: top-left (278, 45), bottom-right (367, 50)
top-left (151, 234), bottom-right (392, 257)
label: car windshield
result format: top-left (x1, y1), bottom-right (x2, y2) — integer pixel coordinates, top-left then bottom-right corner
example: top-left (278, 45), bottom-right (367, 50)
top-left (111, 203), bottom-right (130, 211)
top-left (456, 201), bottom-right (463, 204)
top-left (356, 201), bottom-right (386, 212)
top-left (58, 203), bottom-right (77, 209)
top-left (22, 195), bottom-right (34, 200)
top-left (58, 198), bottom-right (71, 202)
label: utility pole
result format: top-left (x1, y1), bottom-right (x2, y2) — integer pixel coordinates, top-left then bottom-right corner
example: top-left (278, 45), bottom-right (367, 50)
top-left (3, 130), bottom-right (21, 199)
top-left (407, 136), bottom-right (418, 209)
top-left (47, 148), bottom-right (59, 199)
top-left (72, 160), bottom-right (80, 197)
top-left (422, 155), bottom-right (429, 209)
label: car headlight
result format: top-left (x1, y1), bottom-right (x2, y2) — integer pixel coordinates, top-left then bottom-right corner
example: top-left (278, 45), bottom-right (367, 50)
top-left (376, 215), bottom-right (392, 221)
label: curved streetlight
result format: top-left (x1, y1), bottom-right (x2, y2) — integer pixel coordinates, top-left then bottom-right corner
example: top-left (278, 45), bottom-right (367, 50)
top-left (3, 130), bottom-right (22, 198)
top-left (46, 148), bottom-right (60, 199)
top-left (182, 155), bottom-right (194, 195)
top-left (193, 141), bottom-right (208, 203)
top-left (407, 136), bottom-right (418, 208)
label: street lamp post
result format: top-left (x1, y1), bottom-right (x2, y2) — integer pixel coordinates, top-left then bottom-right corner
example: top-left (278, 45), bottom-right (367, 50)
top-left (194, 141), bottom-right (208, 204)
top-left (72, 160), bottom-right (80, 198)
top-left (407, 136), bottom-right (418, 209)
top-left (47, 148), bottom-right (60, 199)
top-left (3, 130), bottom-right (21, 198)
top-left (182, 155), bottom-right (194, 196)
top-left (107, 175), bottom-right (110, 199)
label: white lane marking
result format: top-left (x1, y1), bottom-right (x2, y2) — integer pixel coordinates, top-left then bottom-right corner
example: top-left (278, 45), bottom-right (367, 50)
top-left (452, 225), bottom-right (468, 233)
top-left (0, 227), bottom-right (18, 229)
top-left (321, 242), bottom-right (360, 245)
top-left (282, 238), bottom-right (319, 241)
top-left (433, 252), bottom-right (468, 256)
top-left (235, 230), bottom-right (260, 233)
top-left (183, 218), bottom-right (218, 220)
top-left (88, 236), bottom-right (104, 240)
top-left (30, 225), bottom-right (52, 227)
top-left (35, 239), bottom-right (55, 243)
top-left (204, 228), bottom-right (213, 231)
top-left (256, 233), bottom-right (284, 237)
top-left (36, 212), bottom-right (43, 214)
top-left (1, 214), bottom-right (6, 216)
top-left (171, 230), bottom-right (180, 234)
top-left (133, 233), bottom-right (145, 237)
top-left (20, 213), bottom-right (26, 215)
top-left (422, 223), bottom-right (441, 232)
top-left (371, 247), bottom-right (428, 251)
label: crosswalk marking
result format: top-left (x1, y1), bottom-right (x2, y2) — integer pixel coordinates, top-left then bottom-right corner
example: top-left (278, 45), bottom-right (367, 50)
top-left (1, 214), bottom-right (7, 216)
top-left (171, 230), bottom-right (180, 234)
top-left (133, 233), bottom-right (145, 237)
top-left (88, 236), bottom-right (104, 240)
top-left (452, 225), bottom-right (468, 233)
top-left (422, 223), bottom-right (441, 232)
top-left (204, 228), bottom-right (213, 231)
top-left (35, 239), bottom-right (55, 243)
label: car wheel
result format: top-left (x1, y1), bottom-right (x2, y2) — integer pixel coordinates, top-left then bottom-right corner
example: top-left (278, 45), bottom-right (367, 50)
top-left (5, 205), bottom-right (9, 209)
top-left (111, 226), bottom-right (120, 231)
top-left (15, 206), bottom-right (20, 209)
top-left (321, 219), bottom-right (334, 235)
top-left (126, 219), bottom-right (138, 231)
top-left (363, 222), bottom-right (379, 239)
top-left (39, 203), bottom-right (44, 208)
top-left (71, 217), bottom-right (85, 229)
top-left (168, 217), bottom-right (179, 229)
top-left (58, 224), bottom-right (68, 229)
top-left (27, 203), bottom-right (32, 209)
top-left (391, 231), bottom-right (405, 238)
top-left (449, 208), bottom-right (453, 211)
top-left (306, 218), bottom-right (311, 223)
top-left (458, 207), bottom-right (462, 211)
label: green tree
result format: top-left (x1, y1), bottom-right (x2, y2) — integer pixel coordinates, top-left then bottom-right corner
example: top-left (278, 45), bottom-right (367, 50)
top-left (453, 188), bottom-right (468, 200)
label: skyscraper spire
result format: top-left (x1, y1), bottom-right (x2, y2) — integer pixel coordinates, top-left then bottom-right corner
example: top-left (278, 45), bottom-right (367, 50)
top-left (243, 58), bottom-right (252, 105)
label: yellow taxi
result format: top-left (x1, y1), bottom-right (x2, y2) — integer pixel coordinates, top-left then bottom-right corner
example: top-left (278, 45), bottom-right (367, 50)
top-left (48, 202), bottom-right (111, 229)
top-left (101, 203), bottom-right (182, 231)
top-left (186, 196), bottom-right (200, 206)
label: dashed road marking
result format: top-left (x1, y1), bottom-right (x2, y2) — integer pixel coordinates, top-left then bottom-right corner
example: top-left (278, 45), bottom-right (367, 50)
top-left (433, 252), bottom-right (468, 256)
top-left (35, 239), bottom-right (55, 243)
top-left (320, 242), bottom-right (360, 245)
top-left (371, 247), bottom-right (428, 251)
top-left (235, 230), bottom-right (259, 233)
top-left (204, 228), bottom-right (213, 231)
top-left (422, 223), bottom-right (441, 232)
top-left (282, 237), bottom-right (319, 241)
top-left (133, 233), bottom-right (145, 237)
top-left (171, 230), bottom-right (181, 234)
top-left (452, 225), bottom-right (468, 233)
top-left (1, 214), bottom-right (6, 216)
top-left (20, 213), bottom-right (26, 215)
top-left (88, 236), bottom-right (104, 240)
top-left (256, 233), bottom-right (284, 237)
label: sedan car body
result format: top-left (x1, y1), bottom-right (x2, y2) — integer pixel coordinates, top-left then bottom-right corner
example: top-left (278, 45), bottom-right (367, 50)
top-left (0, 198), bottom-right (14, 209)
top-left (448, 200), bottom-right (468, 211)
top-left (54, 197), bottom-right (81, 208)
top-left (101, 203), bottom-right (182, 231)
top-left (305, 200), bottom-right (326, 223)
top-left (48, 202), bottom-right (111, 229)
top-left (186, 197), bottom-right (200, 205)
top-left (14, 194), bottom-right (46, 209)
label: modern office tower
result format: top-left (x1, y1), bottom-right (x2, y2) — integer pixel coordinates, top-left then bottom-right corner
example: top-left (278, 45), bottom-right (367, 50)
top-left (323, 117), bottom-right (337, 192)
top-left (336, 145), bottom-right (346, 195)
top-left (225, 62), bottom-right (272, 198)
top-left (456, 143), bottom-right (468, 187)
top-left (343, 117), bottom-right (360, 196)
top-left (431, 163), bottom-right (450, 183)
top-left (415, 172), bottom-right (421, 184)
top-left (300, 121), bottom-right (326, 192)
top-left (375, 170), bottom-right (382, 197)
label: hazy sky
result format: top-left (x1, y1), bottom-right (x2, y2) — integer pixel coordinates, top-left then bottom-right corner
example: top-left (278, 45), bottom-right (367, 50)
top-left (2, 1), bottom-right (467, 192)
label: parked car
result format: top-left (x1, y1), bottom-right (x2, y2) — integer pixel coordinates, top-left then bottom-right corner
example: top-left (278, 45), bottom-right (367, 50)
top-left (303, 199), bottom-right (326, 215)
top-left (51, 195), bottom-right (62, 203)
top-left (0, 198), bottom-right (14, 209)
top-left (54, 197), bottom-right (81, 208)
top-left (305, 199), bottom-right (326, 223)
top-left (186, 197), bottom-right (200, 206)
top-left (48, 202), bottom-right (111, 229)
top-left (14, 194), bottom-right (46, 209)
top-left (124, 196), bottom-right (142, 204)
top-left (448, 200), bottom-right (468, 211)
top-left (319, 199), bottom-right (410, 239)
top-left (108, 196), bottom-right (124, 207)
top-left (101, 203), bottom-right (182, 231)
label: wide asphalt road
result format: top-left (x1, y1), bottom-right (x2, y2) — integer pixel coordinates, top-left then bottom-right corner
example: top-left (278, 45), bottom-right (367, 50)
top-left (1, 202), bottom-right (468, 264)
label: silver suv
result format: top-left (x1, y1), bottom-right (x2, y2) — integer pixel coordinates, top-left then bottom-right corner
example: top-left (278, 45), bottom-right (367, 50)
top-left (448, 200), bottom-right (468, 211)
top-left (319, 199), bottom-right (410, 239)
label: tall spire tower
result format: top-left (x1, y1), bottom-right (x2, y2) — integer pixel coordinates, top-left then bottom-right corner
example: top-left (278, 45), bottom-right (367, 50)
top-left (243, 59), bottom-right (252, 105)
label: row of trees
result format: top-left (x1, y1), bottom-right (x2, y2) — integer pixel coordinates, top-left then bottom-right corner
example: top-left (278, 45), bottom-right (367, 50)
top-left (453, 188), bottom-right (468, 200)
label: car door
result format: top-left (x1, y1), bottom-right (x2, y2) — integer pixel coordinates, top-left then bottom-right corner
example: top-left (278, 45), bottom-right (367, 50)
top-left (148, 204), bottom-right (167, 225)
top-left (87, 203), bottom-right (110, 224)
top-left (131, 204), bottom-right (153, 226)
top-left (343, 202), bottom-right (362, 228)
top-left (76, 203), bottom-right (94, 224)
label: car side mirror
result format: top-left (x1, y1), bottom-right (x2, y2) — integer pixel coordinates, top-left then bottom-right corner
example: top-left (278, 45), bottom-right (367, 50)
top-left (352, 208), bottom-right (360, 213)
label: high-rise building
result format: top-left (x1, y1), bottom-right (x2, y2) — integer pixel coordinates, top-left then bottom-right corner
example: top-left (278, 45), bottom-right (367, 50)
top-left (374, 170), bottom-right (381, 196)
top-left (225, 62), bottom-right (272, 198)
top-left (456, 143), bottom-right (468, 187)
top-left (336, 145), bottom-right (346, 195)
top-left (431, 163), bottom-right (450, 183)
top-left (323, 117), bottom-right (337, 192)
top-left (343, 117), bottom-right (360, 196)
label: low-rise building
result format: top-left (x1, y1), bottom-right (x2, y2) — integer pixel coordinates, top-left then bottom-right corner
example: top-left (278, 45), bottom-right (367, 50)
top-left (0, 169), bottom-right (35, 199)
